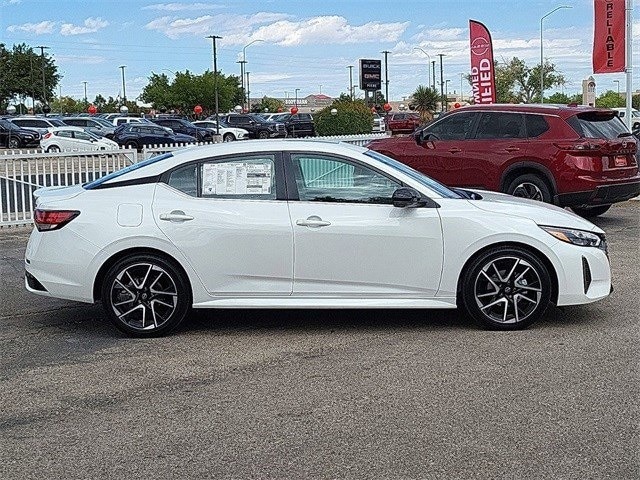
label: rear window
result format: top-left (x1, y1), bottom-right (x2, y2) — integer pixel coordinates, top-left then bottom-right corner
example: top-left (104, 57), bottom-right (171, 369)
top-left (83, 153), bottom-right (173, 189)
top-left (567, 112), bottom-right (628, 139)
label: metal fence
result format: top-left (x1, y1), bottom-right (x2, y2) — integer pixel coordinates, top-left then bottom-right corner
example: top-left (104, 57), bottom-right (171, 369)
top-left (0, 134), bottom-right (386, 227)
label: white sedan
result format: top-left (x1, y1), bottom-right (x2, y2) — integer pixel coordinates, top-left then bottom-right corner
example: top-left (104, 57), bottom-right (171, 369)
top-left (41, 126), bottom-right (119, 152)
top-left (25, 141), bottom-right (611, 336)
top-left (192, 120), bottom-right (248, 142)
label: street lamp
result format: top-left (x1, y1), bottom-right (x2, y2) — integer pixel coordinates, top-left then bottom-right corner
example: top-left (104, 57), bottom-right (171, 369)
top-left (413, 47), bottom-right (432, 90)
top-left (613, 80), bottom-right (620, 95)
top-left (82, 81), bottom-right (88, 106)
top-left (242, 39), bottom-right (264, 110)
top-left (540, 5), bottom-right (572, 104)
top-left (445, 80), bottom-right (451, 109)
top-left (437, 54), bottom-right (446, 112)
top-left (119, 65), bottom-right (127, 104)
top-left (295, 88), bottom-right (300, 107)
top-left (206, 35), bottom-right (222, 133)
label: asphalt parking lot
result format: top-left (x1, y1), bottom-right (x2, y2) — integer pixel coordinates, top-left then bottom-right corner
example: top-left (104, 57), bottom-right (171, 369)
top-left (1, 202), bottom-right (638, 479)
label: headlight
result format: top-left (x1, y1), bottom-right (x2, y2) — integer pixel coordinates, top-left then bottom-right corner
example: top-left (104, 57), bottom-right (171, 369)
top-left (540, 225), bottom-right (606, 250)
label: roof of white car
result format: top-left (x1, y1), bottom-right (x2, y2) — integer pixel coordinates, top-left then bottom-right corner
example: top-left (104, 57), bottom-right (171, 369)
top-left (49, 126), bottom-right (86, 132)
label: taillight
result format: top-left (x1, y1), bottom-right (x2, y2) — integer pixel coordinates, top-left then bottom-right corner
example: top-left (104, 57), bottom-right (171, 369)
top-left (554, 141), bottom-right (603, 152)
top-left (34, 209), bottom-right (80, 232)
top-left (43, 132), bottom-right (52, 139)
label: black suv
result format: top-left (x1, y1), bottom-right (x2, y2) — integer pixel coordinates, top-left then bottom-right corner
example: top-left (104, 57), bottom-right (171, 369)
top-left (220, 114), bottom-right (287, 139)
top-left (112, 123), bottom-right (196, 149)
top-left (150, 118), bottom-right (213, 142)
top-left (0, 119), bottom-right (40, 148)
top-left (273, 113), bottom-right (315, 137)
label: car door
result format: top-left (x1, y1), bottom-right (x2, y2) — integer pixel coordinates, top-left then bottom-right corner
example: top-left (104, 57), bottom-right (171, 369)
top-left (285, 152), bottom-right (443, 296)
top-left (418, 111), bottom-right (478, 187)
top-left (71, 130), bottom-right (96, 150)
top-left (153, 153), bottom-right (293, 295)
top-left (54, 130), bottom-right (75, 149)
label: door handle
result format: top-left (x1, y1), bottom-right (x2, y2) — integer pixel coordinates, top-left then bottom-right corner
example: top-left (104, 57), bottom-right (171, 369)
top-left (159, 210), bottom-right (194, 222)
top-left (448, 148), bottom-right (462, 153)
top-left (504, 147), bottom-right (520, 152)
top-left (296, 216), bottom-right (331, 228)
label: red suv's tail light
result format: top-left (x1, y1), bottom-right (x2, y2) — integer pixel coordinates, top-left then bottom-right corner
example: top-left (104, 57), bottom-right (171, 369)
top-left (554, 141), bottom-right (603, 152)
top-left (34, 209), bottom-right (80, 231)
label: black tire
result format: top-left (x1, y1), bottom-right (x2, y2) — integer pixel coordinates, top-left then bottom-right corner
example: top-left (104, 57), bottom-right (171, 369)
top-left (46, 145), bottom-right (60, 153)
top-left (101, 254), bottom-right (191, 337)
top-left (506, 173), bottom-right (552, 203)
top-left (258, 130), bottom-right (269, 139)
top-left (460, 246), bottom-right (552, 330)
top-left (571, 205), bottom-right (611, 218)
top-left (223, 133), bottom-right (235, 142)
top-left (7, 137), bottom-right (21, 149)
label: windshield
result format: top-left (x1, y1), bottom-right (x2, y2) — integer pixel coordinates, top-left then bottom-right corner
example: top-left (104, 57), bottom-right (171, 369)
top-left (84, 152), bottom-right (173, 189)
top-left (50, 119), bottom-right (65, 127)
top-left (92, 117), bottom-right (115, 128)
top-left (364, 150), bottom-right (462, 199)
top-left (0, 119), bottom-right (20, 130)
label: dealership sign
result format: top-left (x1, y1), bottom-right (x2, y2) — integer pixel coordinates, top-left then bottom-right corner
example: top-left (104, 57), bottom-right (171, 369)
top-left (359, 59), bottom-right (382, 90)
top-left (593, 0), bottom-right (626, 73)
top-left (469, 20), bottom-right (496, 104)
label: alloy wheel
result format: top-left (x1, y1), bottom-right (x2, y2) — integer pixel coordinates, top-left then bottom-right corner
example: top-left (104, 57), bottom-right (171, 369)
top-left (511, 182), bottom-right (544, 201)
top-left (473, 256), bottom-right (542, 324)
top-left (109, 262), bottom-right (178, 331)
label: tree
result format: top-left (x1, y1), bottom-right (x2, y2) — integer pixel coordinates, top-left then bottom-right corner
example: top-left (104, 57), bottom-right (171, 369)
top-left (314, 98), bottom-right (373, 136)
top-left (410, 85), bottom-right (439, 121)
top-left (545, 92), bottom-right (571, 104)
top-left (596, 90), bottom-right (625, 108)
top-left (253, 96), bottom-right (284, 113)
top-left (0, 43), bottom-right (60, 107)
top-left (633, 94), bottom-right (640, 110)
top-left (50, 96), bottom-right (82, 114)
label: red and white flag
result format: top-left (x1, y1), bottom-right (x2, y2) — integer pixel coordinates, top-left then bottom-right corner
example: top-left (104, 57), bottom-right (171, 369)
top-left (593, 0), bottom-right (626, 73)
top-left (469, 20), bottom-right (496, 104)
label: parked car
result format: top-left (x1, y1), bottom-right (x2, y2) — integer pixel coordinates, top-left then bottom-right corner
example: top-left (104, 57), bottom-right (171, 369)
top-left (112, 116), bottom-right (151, 127)
top-left (112, 123), bottom-right (196, 149)
top-left (372, 113), bottom-right (387, 133)
top-left (150, 118), bottom-right (213, 142)
top-left (368, 104), bottom-right (640, 217)
top-left (41, 127), bottom-right (119, 152)
top-left (61, 116), bottom-right (116, 138)
top-left (26, 141), bottom-right (613, 337)
top-left (8, 116), bottom-right (66, 136)
top-left (219, 114), bottom-right (287, 139)
top-left (612, 107), bottom-right (640, 130)
top-left (192, 120), bottom-right (248, 142)
top-left (0, 118), bottom-right (40, 148)
top-left (269, 113), bottom-right (315, 137)
top-left (385, 112), bottom-right (421, 134)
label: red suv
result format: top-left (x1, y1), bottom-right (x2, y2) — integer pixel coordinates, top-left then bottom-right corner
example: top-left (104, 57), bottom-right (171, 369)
top-left (368, 104), bottom-right (640, 217)
top-left (384, 112), bottom-right (421, 134)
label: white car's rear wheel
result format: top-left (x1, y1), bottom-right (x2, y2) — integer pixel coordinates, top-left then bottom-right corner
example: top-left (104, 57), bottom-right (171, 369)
top-left (46, 145), bottom-right (60, 153)
top-left (101, 254), bottom-right (190, 337)
top-left (461, 247), bottom-right (551, 330)
top-left (223, 133), bottom-right (235, 142)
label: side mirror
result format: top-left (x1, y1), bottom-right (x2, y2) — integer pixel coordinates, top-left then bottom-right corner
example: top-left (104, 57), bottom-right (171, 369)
top-left (392, 187), bottom-right (427, 208)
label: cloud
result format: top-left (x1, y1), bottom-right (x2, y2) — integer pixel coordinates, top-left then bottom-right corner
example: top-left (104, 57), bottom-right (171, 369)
top-left (142, 2), bottom-right (221, 11)
top-left (145, 13), bottom-right (408, 46)
top-left (413, 27), bottom-right (465, 42)
top-left (54, 54), bottom-right (107, 65)
top-left (60, 17), bottom-right (109, 36)
top-left (7, 20), bottom-right (56, 35)
top-left (1, 0), bottom-right (22, 5)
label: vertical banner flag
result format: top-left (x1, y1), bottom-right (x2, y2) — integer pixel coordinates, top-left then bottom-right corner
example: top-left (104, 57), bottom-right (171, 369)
top-left (593, 0), bottom-right (626, 73)
top-left (469, 20), bottom-right (496, 104)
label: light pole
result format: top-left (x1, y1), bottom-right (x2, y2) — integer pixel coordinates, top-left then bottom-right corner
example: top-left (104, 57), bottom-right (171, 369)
top-left (460, 73), bottom-right (465, 102)
top-left (540, 5), bottom-right (572, 104)
top-left (413, 47), bottom-right (432, 90)
top-left (437, 53), bottom-right (446, 112)
top-left (347, 65), bottom-right (354, 100)
top-left (246, 71), bottom-right (250, 111)
top-left (206, 35), bottom-right (221, 133)
top-left (295, 88), bottom-right (300, 107)
top-left (119, 65), bottom-right (127, 105)
top-left (242, 39), bottom-right (264, 110)
top-left (445, 80), bottom-right (450, 107)
top-left (319, 84), bottom-right (323, 95)
top-left (36, 45), bottom-right (49, 109)
top-left (82, 81), bottom-right (88, 106)
top-left (382, 50), bottom-right (390, 103)
top-left (613, 80), bottom-right (620, 95)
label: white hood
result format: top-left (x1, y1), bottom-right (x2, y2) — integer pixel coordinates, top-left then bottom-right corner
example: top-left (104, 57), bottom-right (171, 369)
top-left (467, 190), bottom-right (603, 233)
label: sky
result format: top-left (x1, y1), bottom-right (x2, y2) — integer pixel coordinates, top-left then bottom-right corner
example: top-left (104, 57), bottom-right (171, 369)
top-left (1, 0), bottom-right (638, 103)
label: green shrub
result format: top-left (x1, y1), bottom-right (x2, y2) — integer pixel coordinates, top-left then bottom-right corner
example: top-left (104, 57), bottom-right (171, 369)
top-left (315, 99), bottom-right (373, 136)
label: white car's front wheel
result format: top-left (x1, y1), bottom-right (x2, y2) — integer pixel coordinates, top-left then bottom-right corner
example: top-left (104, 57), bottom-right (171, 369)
top-left (101, 254), bottom-right (191, 337)
top-left (461, 246), bottom-right (552, 330)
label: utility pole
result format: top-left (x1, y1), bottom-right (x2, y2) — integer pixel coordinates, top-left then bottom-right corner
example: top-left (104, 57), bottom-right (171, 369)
top-left (237, 60), bottom-right (246, 110)
top-left (207, 35), bottom-right (222, 134)
top-left (347, 65), bottom-right (354, 100)
top-left (431, 60), bottom-right (436, 91)
top-left (119, 65), bottom-right (127, 104)
top-left (82, 81), bottom-right (88, 106)
top-left (437, 54), bottom-right (446, 112)
top-left (37, 45), bottom-right (49, 110)
top-left (246, 72), bottom-right (251, 112)
top-left (382, 50), bottom-right (390, 103)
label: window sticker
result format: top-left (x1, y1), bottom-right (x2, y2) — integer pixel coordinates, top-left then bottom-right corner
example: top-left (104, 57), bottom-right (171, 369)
top-left (203, 161), bottom-right (272, 195)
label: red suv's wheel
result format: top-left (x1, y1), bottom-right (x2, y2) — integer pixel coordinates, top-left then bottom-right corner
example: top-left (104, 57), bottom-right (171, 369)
top-left (506, 174), bottom-right (552, 203)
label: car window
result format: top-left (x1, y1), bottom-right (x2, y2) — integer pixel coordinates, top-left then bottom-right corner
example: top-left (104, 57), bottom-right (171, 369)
top-left (14, 119), bottom-right (35, 128)
top-left (115, 118), bottom-right (127, 125)
top-left (427, 112), bottom-right (476, 140)
top-left (291, 154), bottom-right (399, 204)
top-left (167, 164), bottom-right (198, 197)
top-left (567, 112), bottom-right (628, 139)
top-left (65, 119), bottom-right (84, 127)
top-left (73, 131), bottom-right (92, 141)
top-left (56, 130), bottom-right (73, 138)
top-left (200, 155), bottom-right (276, 200)
top-left (475, 113), bottom-right (525, 139)
top-left (525, 115), bottom-right (550, 137)
top-left (50, 119), bottom-right (65, 127)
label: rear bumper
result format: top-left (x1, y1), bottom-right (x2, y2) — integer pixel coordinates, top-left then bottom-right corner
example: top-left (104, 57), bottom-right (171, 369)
top-left (555, 180), bottom-right (640, 207)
